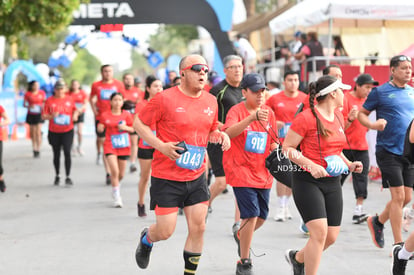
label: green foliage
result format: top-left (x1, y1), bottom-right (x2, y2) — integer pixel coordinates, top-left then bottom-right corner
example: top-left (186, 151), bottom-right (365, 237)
top-left (148, 24), bottom-right (198, 60)
top-left (60, 49), bottom-right (101, 85)
top-left (0, 0), bottom-right (87, 41)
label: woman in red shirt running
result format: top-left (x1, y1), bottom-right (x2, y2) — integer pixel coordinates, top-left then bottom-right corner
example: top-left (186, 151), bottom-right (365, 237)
top-left (97, 92), bottom-right (134, 208)
top-left (24, 80), bottom-right (46, 158)
top-left (42, 79), bottom-right (79, 186)
top-left (135, 76), bottom-right (163, 217)
top-left (69, 79), bottom-right (88, 156)
top-left (283, 75), bottom-right (363, 275)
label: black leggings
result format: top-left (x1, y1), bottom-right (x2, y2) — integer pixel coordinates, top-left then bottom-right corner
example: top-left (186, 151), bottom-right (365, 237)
top-left (292, 170), bottom-right (343, 226)
top-left (48, 130), bottom-right (74, 177)
top-left (0, 141), bottom-right (3, 175)
top-left (341, 150), bottom-right (369, 199)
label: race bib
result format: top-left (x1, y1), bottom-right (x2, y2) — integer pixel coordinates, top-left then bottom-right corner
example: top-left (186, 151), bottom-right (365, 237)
top-left (75, 103), bottom-right (83, 109)
top-left (245, 131), bottom-right (267, 154)
top-left (176, 145), bottom-right (205, 170)
top-left (278, 122), bottom-right (292, 138)
top-left (54, 114), bottom-right (70, 125)
top-left (142, 130), bottom-right (156, 147)
top-left (111, 133), bottom-right (130, 149)
top-left (29, 105), bottom-right (41, 114)
top-left (100, 89), bottom-right (115, 100)
top-left (324, 155), bottom-right (349, 177)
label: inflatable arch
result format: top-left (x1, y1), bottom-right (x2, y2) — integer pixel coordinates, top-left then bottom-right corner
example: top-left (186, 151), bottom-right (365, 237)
top-left (2, 60), bottom-right (46, 92)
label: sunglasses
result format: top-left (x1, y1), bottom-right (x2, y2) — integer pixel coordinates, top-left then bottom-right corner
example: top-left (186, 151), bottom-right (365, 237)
top-left (181, 64), bottom-right (209, 73)
top-left (392, 55), bottom-right (412, 63)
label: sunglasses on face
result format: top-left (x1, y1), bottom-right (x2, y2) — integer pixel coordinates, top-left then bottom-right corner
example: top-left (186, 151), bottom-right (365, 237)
top-left (181, 64), bottom-right (209, 73)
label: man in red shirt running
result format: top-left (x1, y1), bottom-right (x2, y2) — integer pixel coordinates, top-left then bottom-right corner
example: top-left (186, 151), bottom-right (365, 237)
top-left (89, 65), bottom-right (124, 184)
top-left (134, 54), bottom-right (230, 274)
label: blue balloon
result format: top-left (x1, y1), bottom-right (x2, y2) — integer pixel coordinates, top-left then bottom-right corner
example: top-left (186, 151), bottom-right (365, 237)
top-left (147, 52), bottom-right (164, 68)
top-left (2, 60), bottom-right (47, 92)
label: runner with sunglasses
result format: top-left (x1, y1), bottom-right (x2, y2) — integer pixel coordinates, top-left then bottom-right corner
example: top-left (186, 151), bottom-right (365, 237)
top-left (358, 55), bottom-right (414, 250)
top-left (134, 54), bottom-right (230, 274)
top-left (283, 75), bottom-right (362, 275)
top-left (223, 73), bottom-right (277, 275)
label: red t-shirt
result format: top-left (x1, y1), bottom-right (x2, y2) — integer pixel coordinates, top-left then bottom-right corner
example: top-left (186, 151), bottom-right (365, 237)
top-left (288, 108), bottom-right (347, 168)
top-left (42, 95), bottom-right (76, 133)
top-left (135, 99), bottom-right (155, 149)
top-left (342, 92), bottom-right (368, 150)
top-left (70, 90), bottom-right (88, 113)
top-left (123, 87), bottom-right (144, 103)
top-left (139, 86), bottom-right (219, 182)
top-left (222, 103), bottom-right (277, 189)
top-left (24, 90), bottom-right (46, 115)
top-left (266, 91), bottom-right (306, 142)
top-left (90, 80), bottom-right (124, 120)
top-left (0, 105), bottom-right (5, 141)
top-left (100, 110), bottom-right (133, 156)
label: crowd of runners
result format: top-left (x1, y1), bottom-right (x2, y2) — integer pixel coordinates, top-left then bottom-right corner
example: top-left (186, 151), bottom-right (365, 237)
top-left (1, 52), bottom-right (414, 275)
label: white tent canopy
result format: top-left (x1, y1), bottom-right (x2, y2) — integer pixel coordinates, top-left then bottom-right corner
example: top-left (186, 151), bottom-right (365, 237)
top-left (269, 0), bottom-right (414, 34)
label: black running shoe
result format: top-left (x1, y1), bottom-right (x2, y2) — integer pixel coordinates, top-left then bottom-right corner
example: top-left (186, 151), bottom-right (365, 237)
top-left (137, 204), bottom-right (147, 217)
top-left (233, 228), bottom-right (241, 257)
top-left (352, 214), bottom-right (368, 224)
top-left (367, 215), bottom-right (384, 248)
top-left (0, 180), bottom-right (5, 192)
top-left (54, 176), bottom-right (60, 186)
top-left (65, 177), bottom-right (73, 187)
top-left (135, 228), bottom-right (152, 269)
top-left (285, 249), bottom-right (304, 275)
top-left (392, 244), bottom-right (407, 275)
top-left (236, 258), bottom-right (253, 275)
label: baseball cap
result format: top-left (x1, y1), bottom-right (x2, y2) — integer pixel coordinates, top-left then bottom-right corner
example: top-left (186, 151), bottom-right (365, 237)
top-left (355, 74), bottom-right (379, 86)
top-left (134, 76), bottom-right (141, 84)
top-left (54, 79), bottom-right (66, 89)
top-left (294, 31), bottom-right (302, 38)
top-left (241, 73), bottom-right (266, 92)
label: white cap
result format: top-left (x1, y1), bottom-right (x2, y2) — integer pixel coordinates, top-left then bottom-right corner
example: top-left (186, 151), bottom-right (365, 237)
top-left (316, 79), bottom-right (351, 98)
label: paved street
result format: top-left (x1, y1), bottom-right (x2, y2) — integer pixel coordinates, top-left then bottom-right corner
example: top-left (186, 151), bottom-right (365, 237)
top-left (0, 135), bottom-right (412, 275)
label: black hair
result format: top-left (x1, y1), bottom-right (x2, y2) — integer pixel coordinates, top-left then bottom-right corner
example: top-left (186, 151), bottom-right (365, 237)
top-left (69, 79), bottom-right (79, 93)
top-left (145, 75), bottom-right (159, 100)
top-left (100, 64), bottom-right (111, 73)
top-left (322, 64), bottom-right (340, 76)
top-left (308, 75), bottom-right (337, 137)
top-left (283, 71), bottom-right (299, 80)
top-left (390, 55), bottom-right (411, 68)
top-left (110, 92), bottom-right (123, 101)
top-left (27, 80), bottom-right (38, 92)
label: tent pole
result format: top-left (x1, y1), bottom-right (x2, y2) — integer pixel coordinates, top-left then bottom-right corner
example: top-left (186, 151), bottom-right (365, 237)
top-left (327, 17), bottom-right (333, 66)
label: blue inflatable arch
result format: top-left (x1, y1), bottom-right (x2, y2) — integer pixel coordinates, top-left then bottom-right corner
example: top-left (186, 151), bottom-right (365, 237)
top-left (2, 60), bottom-right (46, 92)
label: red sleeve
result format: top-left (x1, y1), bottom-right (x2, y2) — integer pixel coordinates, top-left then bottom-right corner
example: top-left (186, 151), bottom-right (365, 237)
top-left (24, 93), bottom-right (29, 103)
top-left (341, 95), bottom-right (349, 122)
top-left (139, 93), bottom-right (163, 126)
top-left (0, 105), bottom-right (5, 114)
top-left (40, 91), bottom-right (46, 101)
top-left (301, 45), bottom-right (311, 56)
top-left (90, 83), bottom-right (97, 99)
top-left (290, 112), bottom-right (308, 137)
top-left (210, 109), bottom-right (219, 132)
top-left (42, 99), bottom-right (50, 116)
top-left (222, 105), bottom-right (239, 131)
top-left (126, 112), bottom-right (133, 126)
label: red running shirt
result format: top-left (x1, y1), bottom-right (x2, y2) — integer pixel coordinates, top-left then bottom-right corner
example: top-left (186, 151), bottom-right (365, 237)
top-left (0, 105), bottom-right (5, 141)
top-left (289, 108), bottom-right (347, 168)
top-left (24, 90), bottom-right (46, 115)
top-left (139, 86), bottom-right (219, 182)
top-left (123, 87), bottom-right (144, 103)
top-left (266, 91), bottom-right (307, 142)
top-left (70, 90), bottom-right (88, 113)
top-left (100, 110), bottom-right (133, 156)
top-left (222, 103), bottom-right (277, 189)
top-left (135, 100), bottom-right (155, 149)
top-left (42, 95), bottom-right (76, 133)
top-left (342, 92), bottom-right (368, 150)
top-left (90, 80), bottom-right (124, 120)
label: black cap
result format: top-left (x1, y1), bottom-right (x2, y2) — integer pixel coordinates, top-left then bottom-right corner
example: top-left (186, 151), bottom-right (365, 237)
top-left (355, 74), bottom-right (379, 86)
top-left (54, 79), bottom-right (66, 89)
top-left (241, 73), bottom-right (266, 92)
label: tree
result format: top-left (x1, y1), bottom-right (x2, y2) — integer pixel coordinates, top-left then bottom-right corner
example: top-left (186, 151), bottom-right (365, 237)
top-left (60, 49), bottom-right (101, 85)
top-left (0, 0), bottom-right (87, 42)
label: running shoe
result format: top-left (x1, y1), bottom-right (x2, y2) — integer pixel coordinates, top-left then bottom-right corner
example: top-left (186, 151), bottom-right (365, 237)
top-left (299, 221), bottom-right (309, 235)
top-left (65, 177), bottom-right (73, 187)
top-left (285, 249), bottom-right (304, 275)
top-left (274, 207), bottom-right (286, 222)
top-left (54, 176), bottom-right (60, 186)
top-left (208, 206), bottom-right (213, 214)
top-left (77, 146), bottom-right (84, 156)
top-left (236, 258), bottom-right (253, 275)
top-left (178, 208), bottom-right (184, 215)
top-left (285, 206), bottom-right (293, 220)
top-left (232, 221), bottom-right (241, 236)
top-left (367, 215), bottom-right (384, 248)
top-left (130, 164), bottom-right (137, 173)
top-left (138, 204), bottom-right (147, 217)
top-left (391, 244), bottom-right (407, 275)
top-left (113, 194), bottom-right (123, 208)
top-left (233, 228), bottom-right (241, 257)
top-left (0, 180), bottom-right (5, 192)
top-left (352, 214), bottom-right (368, 224)
top-left (96, 153), bottom-right (102, 165)
top-left (135, 228), bottom-right (152, 269)
top-left (222, 187), bottom-right (229, 194)
top-left (402, 207), bottom-right (414, 232)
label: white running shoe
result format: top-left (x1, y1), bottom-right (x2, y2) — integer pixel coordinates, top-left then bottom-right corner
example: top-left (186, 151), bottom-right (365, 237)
top-left (113, 193), bottom-right (123, 208)
top-left (274, 207), bottom-right (286, 222)
top-left (285, 206), bottom-right (293, 220)
top-left (403, 207), bottom-right (414, 232)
